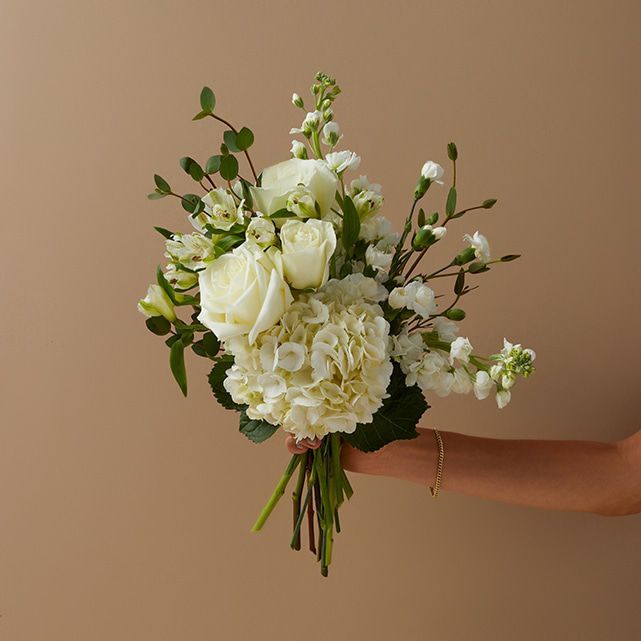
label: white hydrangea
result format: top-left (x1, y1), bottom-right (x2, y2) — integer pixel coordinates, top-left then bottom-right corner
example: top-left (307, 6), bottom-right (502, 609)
top-left (223, 274), bottom-right (393, 441)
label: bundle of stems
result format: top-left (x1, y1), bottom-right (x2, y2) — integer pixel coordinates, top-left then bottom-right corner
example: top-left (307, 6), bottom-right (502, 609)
top-left (251, 433), bottom-right (353, 576)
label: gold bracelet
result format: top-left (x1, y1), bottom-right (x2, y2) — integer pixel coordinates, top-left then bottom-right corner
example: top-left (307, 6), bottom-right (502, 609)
top-left (429, 428), bottom-right (444, 498)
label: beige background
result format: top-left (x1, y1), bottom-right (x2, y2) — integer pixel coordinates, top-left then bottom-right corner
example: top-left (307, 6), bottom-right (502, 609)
top-left (1, 1), bottom-right (640, 640)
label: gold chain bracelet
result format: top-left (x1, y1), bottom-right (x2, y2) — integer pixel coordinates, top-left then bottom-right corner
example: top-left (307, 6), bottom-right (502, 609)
top-left (429, 428), bottom-right (444, 498)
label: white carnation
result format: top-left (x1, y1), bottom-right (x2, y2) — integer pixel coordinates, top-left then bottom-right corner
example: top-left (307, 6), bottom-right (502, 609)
top-left (388, 280), bottom-right (437, 318)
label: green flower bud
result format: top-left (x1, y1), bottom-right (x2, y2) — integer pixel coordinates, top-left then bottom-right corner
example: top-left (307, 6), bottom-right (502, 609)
top-left (454, 247), bottom-right (477, 265)
top-left (482, 199), bottom-right (497, 209)
top-left (468, 261), bottom-right (490, 273)
top-left (414, 176), bottom-right (432, 200)
top-left (427, 211), bottom-right (439, 225)
top-left (412, 226), bottom-right (436, 250)
top-left (445, 308), bottom-right (466, 321)
top-left (447, 142), bottom-right (458, 161)
top-left (292, 93), bottom-right (304, 108)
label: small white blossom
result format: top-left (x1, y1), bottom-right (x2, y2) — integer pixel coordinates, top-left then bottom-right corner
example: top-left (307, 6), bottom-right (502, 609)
top-left (388, 281), bottom-right (437, 318)
top-left (463, 231), bottom-right (491, 263)
top-left (164, 264), bottom-right (198, 290)
top-left (349, 175), bottom-right (383, 217)
top-left (496, 389), bottom-right (512, 409)
top-left (325, 150), bottom-right (361, 174)
top-left (433, 317), bottom-right (459, 342)
top-left (421, 161), bottom-right (445, 184)
top-left (449, 336), bottom-right (473, 365)
top-left (246, 217), bottom-right (276, 247)
top-left (290, 140), bottom-right (308, 159)
top-left (473, 371), bottom-right (493, 400)
top-left (290, 110), bottom-right (322, 135)
top-left (321, 121), bottom-right (342, 146)
top-left (165, 232), bottom-right (215, 270)
top-left (199, 189), bottom-right (244, 232)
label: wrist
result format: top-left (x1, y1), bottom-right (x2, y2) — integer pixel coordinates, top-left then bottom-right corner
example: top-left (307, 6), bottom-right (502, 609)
top-left (384, 430), bottom-right (439, 485)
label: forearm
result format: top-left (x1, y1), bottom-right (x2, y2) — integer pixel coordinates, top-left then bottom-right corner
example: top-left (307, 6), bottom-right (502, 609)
top-left (347, 428), bottom-right (641, 516)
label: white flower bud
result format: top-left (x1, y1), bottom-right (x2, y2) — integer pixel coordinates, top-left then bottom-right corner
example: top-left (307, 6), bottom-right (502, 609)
top-left (496, 389), bottom-right (512, 409)
top-left (137, 284), bottom-right (176, 321)
top-left (463, 231), bottom-right (491, 263)
top-left (292, 93), bottom-right (304, 108)
top-left (449, 336), bottom-right (473, 365)
top-left (290, 140), bottom-right (308, 159)
top-left (322, 121), bottom-right (341, 146)
top-left (421, 161), bottom-right (445, 184)
top-left (473, 371), bottom-right (493, 400)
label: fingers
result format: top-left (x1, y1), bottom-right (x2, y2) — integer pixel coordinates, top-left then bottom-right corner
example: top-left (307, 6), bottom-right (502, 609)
top-left (285, 435), bottom-right (323, 454)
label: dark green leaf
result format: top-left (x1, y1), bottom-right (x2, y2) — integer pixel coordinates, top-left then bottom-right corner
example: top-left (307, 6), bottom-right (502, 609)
top-left (339, 261), bottom-right (353, 278)
top-left (191, 340), bottom-right (207, 357)
top-left (220, 155), bottom-right (239, 180)
top-left (269, 208), bottom-right (297, 219)
top-left (223, 130), bottom-right (240, 152)
top-left (343, 364), bottom-right (428, 452)
top-left (147, 191), bottom-right (167, 200)
top-left (205, 155), bottom-right (222, 174)
top-left (236, 127), bottom-right (254, 150)
top-left (341, 195), bottom-right (360, 254)
top-left (446, 186), bottom-right (457, 217)
top-left (180, 193), bottom-right (203, 215)
top-left (454, 268), bottom-right (465, 295)
top-left (208, 356), bottom-right (243, 410)
top-left (156, 265), bottom-right (177, 303)
top-left (200, 86), bottom-right (215, 113)
top-left (214, 234), bottom-right (244, 255)
top-left (202, 331), bottom-right (220, 357)
top-left (153, 226), bottom-right (175, 239)
top-left (169, 340), bottom-right (188, 396)
top-left (165, 333), bottom-right (181, 347)
top-left (154, 174), bottom-right (171, 193)
top-left (192, 110), bottom-right (209, 121)
top-left (145, 316), bottom-right (171, 336)
top-left (179, 156), bottom-right (204, 182)
top-left (239, 177), bottom-right (253, 209)
top-left (239, 410), bottom-right (278, 444)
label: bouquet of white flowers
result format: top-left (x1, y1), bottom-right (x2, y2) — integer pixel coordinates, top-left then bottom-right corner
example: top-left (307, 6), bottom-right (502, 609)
top-left (138, 72), bottom-right (535, 576)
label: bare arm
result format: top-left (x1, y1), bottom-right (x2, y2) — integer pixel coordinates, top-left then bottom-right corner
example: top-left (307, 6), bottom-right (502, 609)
top-left (286, 429), bottom-right (641, 516)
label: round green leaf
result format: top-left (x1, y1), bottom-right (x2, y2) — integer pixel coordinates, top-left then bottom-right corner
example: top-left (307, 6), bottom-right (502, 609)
top-left (220, 155), bottom-right (239, 180)
top-left (200, 86), bottom-right (215, 113)
top-left (236, 127), bottom-right (254, 151)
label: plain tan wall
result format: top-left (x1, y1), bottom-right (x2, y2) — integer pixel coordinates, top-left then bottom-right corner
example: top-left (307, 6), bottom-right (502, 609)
top-left (1, 1), bottom-right (640, 640)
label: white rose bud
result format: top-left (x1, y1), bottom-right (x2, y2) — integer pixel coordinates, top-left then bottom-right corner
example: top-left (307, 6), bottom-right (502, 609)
top-left (463, 231), bottom-right (491, 263)
top-left (280, 219), bottom-right (337, 289)
top-left (246, 217), bottom-right (276, 246)
top-left (137, 284), bottom-right (176, 321)
top-left (421, 161), bottom-right (445, 184)
top-left (198, 242), bottom-right (293, 344)
top-left (251, 158), bottom-right (338, 219)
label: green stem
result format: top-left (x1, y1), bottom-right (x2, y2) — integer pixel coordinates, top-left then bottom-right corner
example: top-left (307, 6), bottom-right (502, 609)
top-left (291, 458), bottom-right (308, 550)
top-left (251, 454), bottom-right (303, 532)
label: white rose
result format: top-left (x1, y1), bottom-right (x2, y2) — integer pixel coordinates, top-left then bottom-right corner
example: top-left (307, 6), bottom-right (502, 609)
top-left (198, 188), bottom-right (243, 231)
top-left (198, 242), bottom-right (293, 344)
top-left (421, 161), bottom-right (445, 184)
top-left (449, 336), bottom-right (473, 365)
top-left (280, 219), bottom-right (337, 289)
top-left (246, 217), bottom-right (276, 246)
top-left (137, 284), bottom-right (176, 321)
top-left (252, 158), bottom-right (338, 218)
top-left (463, 231), bottom-right (491, 263)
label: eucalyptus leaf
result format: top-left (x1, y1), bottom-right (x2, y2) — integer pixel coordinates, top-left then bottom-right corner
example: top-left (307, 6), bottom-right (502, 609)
top-left (153, 174), bottom-right (171, 194)
top-left (205, 155), bottom-right (222, 174)
top-left (200, 86), bottom-right (216, 113)
top-left (223, 130), bottom-right (240, 152)
top-left (236, 127), bottom-right (254, 150)
top-left (147, 191), bottom-right (167, 200)
top-left (220, 155), bottom-right (239, 180)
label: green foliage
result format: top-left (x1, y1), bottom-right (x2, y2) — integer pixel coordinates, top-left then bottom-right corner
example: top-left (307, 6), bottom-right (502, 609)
top-left (147, 191), bottom-right (167, 200)
top-left (446, 187), bottom-right (457, 217)
top-left (482, 199), bottom-right (497, 209)
top-left (208, 356), bottom-right (243, 410)
top-left (153, 174), bottom-right (171, 194)
top-left (236, 127), bottom-right (254, 150)
top-left (200, 86), bottom-right (216, 113)
top-left (153, 226), bottom-right (174, 239)
top-left (205, 155), bottom-right (222, 175)
top-left (223, 130), bottom-right (241, 152)
top-left (469, 262), bottom-right (490, 273)
top-left (145, 316), bottom-right (171, 336)
top-left (427, 211), bottom-right (439, 225)
top-left (343, 364), bottom-right (428, 452)
top-left (179, 157), bottom-right (204, 182)
top-left (270, 208), bottom-right (297, 219)
top-left (445, 308), bottom-right (466, 321)
top-left (220, 155), bottom-right (239, 180)
top-left (454, 268), bottom-right (465, 295)
top-left (214, 234), bottom-right (244, 256)
top-left (180, 193), bottom-right (204, 216)
top-left (239, 411), bottom-right (278, 444)
top-left (156, 265), bottom-right (177, 303)
top-left (501, 254), bottom-right (520, 262)
top-left (447, 142), bottom-right (458, 161)
top-left (169, 340), bottom-right (188, 396)
top-left (341, 195), bottom-right (360, 254)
